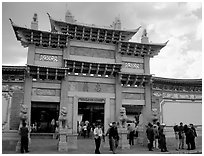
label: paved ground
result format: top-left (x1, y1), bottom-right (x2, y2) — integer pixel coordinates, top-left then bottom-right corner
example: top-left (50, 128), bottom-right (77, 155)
top-left (3, 137), bottom-right (202, 154)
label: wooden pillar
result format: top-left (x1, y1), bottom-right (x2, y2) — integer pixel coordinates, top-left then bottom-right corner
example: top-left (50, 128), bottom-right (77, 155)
top-left (24, 44), bottom-right (35, 126)
top-left (23, 77), bottom-right (32, 126)
top-left (115, 43), bottom-right (122, 122)
top-left (72, 96), bottom-right (78, 134)
top-left (27, 44), bottom-right (35, 65)
top-left (142, 56), bottom-right (152, 145)
top-left (104, 97), bottom-right (110, 132)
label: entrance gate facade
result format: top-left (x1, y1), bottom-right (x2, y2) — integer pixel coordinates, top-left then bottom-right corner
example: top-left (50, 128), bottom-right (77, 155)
top-left (8, 11), bottom-right (168, 148)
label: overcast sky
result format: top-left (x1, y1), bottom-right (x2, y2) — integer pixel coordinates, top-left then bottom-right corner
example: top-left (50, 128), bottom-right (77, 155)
top-left (2, 2), bottom-right (202, 79)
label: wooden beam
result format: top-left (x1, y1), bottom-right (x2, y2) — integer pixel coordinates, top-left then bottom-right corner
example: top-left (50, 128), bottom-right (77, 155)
top-left (40, 33), bottom-right (42, 45)
top-left (31, 32), bottom-right (33, 43)
top-left (133, 75), bottom-right (138, 86)
top-left (97, 29), bottom-right (100, 41)
top-left (64, 69), bottom-right (67, 77)
top-left (133, 44), bottom-right (137, 55)
top-left (141, 45), bottom-right (144, 56)
top-left (46, 68), bottom-right (49, 79)
top-left (80, 62), bottom-right (84, 74)
top-left (74, 26), bottom-right (77, 38)
top-left (66, 36), bottom-right (69, 47)
top-left (96, 64), bottom-right (100, 75)
top-left (90, 28), bottom-right (92, 40)
top-left (119, 32), bottom-right (122, 41)
top-left (66, 25), bottom-right (69, 34)
top-left (72, 61), bottom-right (75, 73)
top-left (111, 31), bottom-right (115, 42)
top-left (82, 27), bottom-right (85, 39)
top-left (110, 65), bottom-right (115, 76)
top-left (148, 46), bottom-right (151, 55)
top-left (37, 67), bottom-right (40, 79)
top-left (118, 42), bottom-right (122, 52)
top-left (57, 35), bottom-right (60, 47)
top-left (55, 69), bottom-right (58, 80)
top-left (125, 75), bottom-right (130, 86)
top-left (104, 30), bottom-right (107, 41)
top-left (88, 63), bottom-right (92, 74)
top-left (48, 34), bottom-right (51, 47)
top-left (103, 64), bottom-right (108, 76)
top-left (126, 43), bottom-right (130, 54)
top-left (139, 76), bottom-right (145, 86)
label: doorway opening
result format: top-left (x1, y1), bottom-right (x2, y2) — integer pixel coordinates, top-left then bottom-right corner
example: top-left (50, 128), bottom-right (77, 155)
top-left (31, 102), bottom-right (59, 133)
top-left (78, 102), bottom-right (104, 125)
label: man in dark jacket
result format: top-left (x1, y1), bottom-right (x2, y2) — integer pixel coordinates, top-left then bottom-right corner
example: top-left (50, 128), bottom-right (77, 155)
top-left (146, 123), bottom-right (154, 151)
top-left (159, 123), bottom-right (168, 152)
top-left (20, 122), bottom-right (29, 153)
top-left (190, 124), bottom-right (197, 150)
top-left (109, 122), bottom-right (119, 154)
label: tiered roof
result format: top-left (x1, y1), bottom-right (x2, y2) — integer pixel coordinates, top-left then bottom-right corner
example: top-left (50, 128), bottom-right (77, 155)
top-left (10, 12), bottom-right (168, 86)
top-left (10, 19), bottom-right (69, 48)
top-left (48, 14), bottom-right (140, 44)
top-left (152, 77), bottom-right (202, 92)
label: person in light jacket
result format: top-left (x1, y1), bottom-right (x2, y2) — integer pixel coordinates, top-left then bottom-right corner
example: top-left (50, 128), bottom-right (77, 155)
top-left (94, 124), bottom-right (103, 154)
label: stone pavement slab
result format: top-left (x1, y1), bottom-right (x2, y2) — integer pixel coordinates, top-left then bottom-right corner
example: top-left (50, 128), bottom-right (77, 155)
top-left (2, 138), bottom-right (202, 154)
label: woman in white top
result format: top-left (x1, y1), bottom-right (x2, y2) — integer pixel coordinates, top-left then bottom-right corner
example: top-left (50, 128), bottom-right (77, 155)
top-left (94, 124), bottom-right (103, 154)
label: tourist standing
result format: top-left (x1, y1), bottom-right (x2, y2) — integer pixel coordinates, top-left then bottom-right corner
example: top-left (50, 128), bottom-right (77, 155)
top-left (93, 124), bottom-right (103, 154)
top-left (51, 118), bottom-right (55, 133)
top-left (190, 124), bottom-right (197, 149)
top-left (83, 124), bottom-right (87, 138)
top-left (159, 123), bottom-right (168, 152)
top-left (153, 124), bottom-right (159, 149)
top-left (173, 124), bottom-right (180, 150)
top-left (178, 122), bottom-right (185, 149)
top-left (146, 123), bottom-right (154, 151)
top-left (127, 124), bottom-right (134, 145)
top-left (20, 122), bottom-right (29, 153)
top-left (109, 122), bottom-right (119, 154)
top-left (106, 123), bottom-right (113, 151)
top-left (156, 122), bottom-right (161, 149)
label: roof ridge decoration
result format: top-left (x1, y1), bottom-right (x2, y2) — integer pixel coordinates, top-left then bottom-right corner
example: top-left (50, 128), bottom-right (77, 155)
top-left (10, 18), bottom-right (70, 48)
top-left (47, 13), bottom-right (141, 43)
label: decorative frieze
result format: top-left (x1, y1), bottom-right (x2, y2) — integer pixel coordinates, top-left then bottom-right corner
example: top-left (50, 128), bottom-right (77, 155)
top-left (70, 46), bottom-right (114, 59)
top-left (36, 89), bottom-right (56, 96)
top-left (124, 62), bottom-right (143, 69)
top-left (39, 54), bottom-right (58, 62)
top-left (78, 97), bottom-right (105, 103)
top-left (122, 93), bottom-right (144, 100)
top-left (32, 88), bottom-right (60, 96)
top-left (2, 84), bottom-right (23, 91)
top-left (153, 91), bottom-right (202, 100)
top-left (68, 82), bottom-right (115, 93)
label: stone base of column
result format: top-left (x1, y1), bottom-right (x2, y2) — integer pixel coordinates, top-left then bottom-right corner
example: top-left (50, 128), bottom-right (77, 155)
top-left (118, 128), bottom-right (130, 149)
top-left (137, 125), bottom-right (148, 146)
top-left (58, 141), bottom-right (68, 152)
top-left (137, 130), bottom-right (144, 145)
top-left (58, 130), bottom-right (68, 152)
top-left (67, 133), bottom-right (78, 150)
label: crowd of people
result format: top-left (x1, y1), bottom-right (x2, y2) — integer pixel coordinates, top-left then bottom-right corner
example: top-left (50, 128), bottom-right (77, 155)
top-left (146, 121), bottom-right (198, 152)
top-left (21, 119), bottom-right (198, 154)
top-left (146, 122), bottom-right (168, 152)
top-left (173, 122), bottom-right (197, 150)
